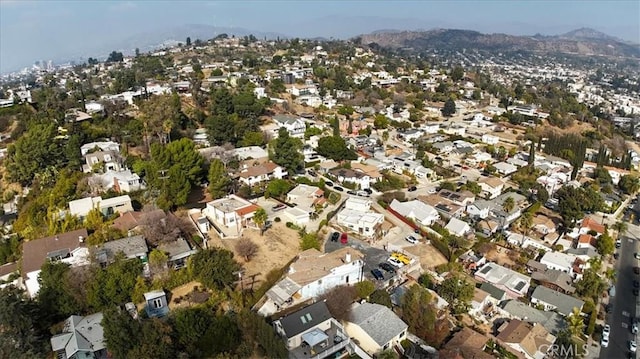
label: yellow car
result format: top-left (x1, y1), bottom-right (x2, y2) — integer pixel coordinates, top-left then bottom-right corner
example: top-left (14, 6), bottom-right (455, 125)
top-left (391, 252), bottom-right (412, 265)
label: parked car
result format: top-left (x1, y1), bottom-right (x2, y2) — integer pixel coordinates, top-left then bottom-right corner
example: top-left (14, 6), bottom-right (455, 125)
top-left (633, 321), bottom-right (638, 335)
top-left (371, 269), bottom-right (384, 280)
top-left (631, 340), bottom-right (637, 353)
top-left (427, 188), bottom-right (437, 194)
top-left (330, 232), bottom-right (340, 242)
top-left (603, 324), bottom-right (611, 339)
top-left (601, 336), bottom-right (609, 348)
top-left (340, 232), bottom-right (348, 244)
top-left (405, 235), bottom-right (419, 244)
top-left (272, 204), bottom-right (287, 211)
top-left (605, 303), bottom-right (613, 313)
top-left (363, 188), bottom-right (373, 194)
top-left (357, 190), bottom-right (370, 197)
top-left (387, 257), bottom-right (404, 268)
top-left (308, 170), bottom-right (317, 177)
top-left (347, 190), bottom-right (357, 195)
top-left (635, 252), bottom-right (640, 260)
top-left (408, 186), bottom-right (417, 192)
top-left (617, 239), bottom-right (622, 248)
top-left (391, 252), bottom-right (412, 265)
top-left (614, 253), bottom-right (620, 259)
top-left (325, 181), bottom-right (334, 187)
top-left (379, 262), bottom-right (396, 273)
top-left (334, 186), bottom-right (344, 192)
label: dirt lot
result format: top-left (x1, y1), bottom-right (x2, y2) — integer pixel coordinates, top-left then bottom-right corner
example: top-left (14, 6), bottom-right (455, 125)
top-left (405, 243), bottom-right (448, 270)
top-left (206, 222), bottom-right (301, 287)
top-left (484, 245), bottom-right (518, 268)
top-left (168, 281), bottom-right (202, 310)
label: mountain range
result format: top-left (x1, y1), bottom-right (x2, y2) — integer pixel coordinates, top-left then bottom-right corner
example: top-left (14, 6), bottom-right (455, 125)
top-left (356, 27), bottom-right (640, 58)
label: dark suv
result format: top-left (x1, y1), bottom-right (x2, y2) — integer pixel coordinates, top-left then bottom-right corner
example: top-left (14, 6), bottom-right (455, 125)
top-left (330, 232), bottom-right (340, 242)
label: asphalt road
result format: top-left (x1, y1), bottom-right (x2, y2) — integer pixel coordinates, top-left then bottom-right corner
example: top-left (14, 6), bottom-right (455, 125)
top-left (601, 225), bottom-right (640, 359)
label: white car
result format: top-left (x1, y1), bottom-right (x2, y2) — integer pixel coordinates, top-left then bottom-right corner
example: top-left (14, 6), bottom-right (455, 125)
top-left (632, 322), bottom-right (638, 335)
top-left (387, 257), bottom-right (404, 268)
top-left (601, 336), bottom-right (609, 348)
top-left (405, 235), bottom-right (419, 244)
top-left (631, 340), bottom-right (637, 353)
top-left (603, 324), bottom-right (611, 339)
top-left (635, 253), bottom-right (640, 260)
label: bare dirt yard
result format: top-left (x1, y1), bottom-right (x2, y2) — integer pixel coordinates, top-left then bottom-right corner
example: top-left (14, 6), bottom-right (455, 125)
top-left (405, 243), bottom-right (448, 270)
top-left (207, 222), bottom-right (301, 288)
top-left (484, 244), bottom-right (518, 268)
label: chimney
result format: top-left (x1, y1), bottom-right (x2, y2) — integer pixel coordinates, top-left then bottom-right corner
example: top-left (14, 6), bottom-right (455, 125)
top-left (78, 236), bottom-right (84, 243)
top-left (345, 252), bottom-right (351, 263)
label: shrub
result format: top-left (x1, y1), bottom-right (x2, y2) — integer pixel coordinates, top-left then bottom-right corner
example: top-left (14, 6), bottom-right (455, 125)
top-left (274, 217), bottom-right (281, 222)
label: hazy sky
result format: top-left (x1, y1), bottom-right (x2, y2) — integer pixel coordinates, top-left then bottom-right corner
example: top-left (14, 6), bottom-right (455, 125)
top-left (1, 0), bottom-right (639, 73)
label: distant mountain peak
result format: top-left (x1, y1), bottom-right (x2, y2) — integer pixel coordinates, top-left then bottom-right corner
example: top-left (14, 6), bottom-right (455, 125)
top-left (560, 27), bottom-right (619, 41)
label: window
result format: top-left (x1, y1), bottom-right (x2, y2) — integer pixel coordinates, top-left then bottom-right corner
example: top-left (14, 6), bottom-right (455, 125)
top-left (153, 298), bottom-right (163, 309)
top-left (383, 343), bottom-right (389, 350)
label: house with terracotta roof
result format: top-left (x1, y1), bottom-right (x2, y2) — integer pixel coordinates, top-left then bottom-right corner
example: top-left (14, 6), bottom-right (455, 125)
top-left (203, 195), bottom-right (260, 238)
top-left (496, 320), bottom-right (556, 359)
top-left (257, 247), bottom-right (364, 316)
top-left (22, 229), bottom-right (90, 297)
top-left (441, 327), bottom-right (493, 359)
top-left (577, 234), bottom-right (596, 251)
top-left (579, 217), bottom-right (605, 237)
top-left (238, 162), bottom-right (287, 186)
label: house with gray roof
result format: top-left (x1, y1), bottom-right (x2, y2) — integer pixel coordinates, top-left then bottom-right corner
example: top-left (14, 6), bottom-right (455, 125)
top-left (157, 238), bottom-right (197, 270)
top-left (499, 300), bottom-right (566, 335)
top-left (344, 302), bottom-right (408, 355)
top-left (50, 312), bottom-right (106, 359)
top-left (93, 235), bottom-right (148, 265)
top-left (273, 301), bottom-right (350, 359)
top-left (475, 262), bottom-right (531, 298)
top-left (530, 286), bottom-right (584, 316)
top-left (479, 282), bottom-right (507, 303)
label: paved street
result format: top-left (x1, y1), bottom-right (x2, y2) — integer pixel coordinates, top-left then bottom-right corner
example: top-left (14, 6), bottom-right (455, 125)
top-left (601, 223), bottom-right (640, 359)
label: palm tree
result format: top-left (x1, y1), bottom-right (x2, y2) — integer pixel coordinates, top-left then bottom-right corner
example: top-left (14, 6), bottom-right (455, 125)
top-left (613, 221), bottom-right (628, 239)
top-left (502, 196), bottom-right (515, 213)
top-left (519, 211), bottom-right (534, 235)
top-left (253, 208), bottom-right (268, 235)
top-left (566, 307), bottom-right (585, 338)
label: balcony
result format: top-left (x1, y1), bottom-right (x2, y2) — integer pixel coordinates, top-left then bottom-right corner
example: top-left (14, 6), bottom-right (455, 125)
top-left (289, 320), bottom-right (350, 359)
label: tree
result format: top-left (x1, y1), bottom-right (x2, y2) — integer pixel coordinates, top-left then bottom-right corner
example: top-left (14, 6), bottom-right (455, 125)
top-left (208, 158), bottom-right (232, 199)
top-left (595, 231), bottom-right (615, 256)
top-left (139, 94), bottom-right (183, 147)
top-left (370, 289), bottom-right (392, 308)
top-left (0, 286), bottom-right (48, 358)
top-left (265, 179), bottom-right (292, 199)
top-left (6, 123), bottom-right (65, 185)
top-left (373, 114), bottom-right (389, 129)
top-left (270, 128), bottom-right (303, 174)
top-left (575, 267), bottom-right (606, 301)
top-left (613, 221), bottom-right (628, 239)
top-left (253, 208), bottom-right (268, 235)
top-left (518, 211), bottom-right (534, 235)
top-left (451, 66), bottom-right (464, 82)
top-left (316, 136), bottom-right (357, 161)
top-left (502, 196), bottom-right (515, 213)
top-left (239, 131), bottom-right (265, 146)
top-left (237, 309), bottom-right (288, 358)
top-left (37, 262), bottom-right (83, 324)
top-left (319, 285), bottom-right (357, 321)
top-left (149, 249), bottom-right (169, 273)
top-left (440, 181), bottom-right (456, 191)
top-left (619, 175), bottom-right (640, 195)
top-left (172, 307), bottom-right (242, 357)
top-left (437, 276), bottom-right (474, 314)
top-left (441, 98), bottom-right (456, 117)
top-left (300, 232), bottom-right (321, 250)
top-left (102, 306), bottom-right (142, 359)
top-left (87, 255), bottom-right (143, 310)
top-left (189, 248), bottom-right (241, 290)
top-left (235, 238), bottom-right (259, 261)
top-left (566, 307), bottom-right (585, 338)
top-left (355, 280), bottom-right (376, 299)
top-left (461, 181), bottom-right (481, 195)
top-left (107, 51), bottom-right (124, 62)
top-left (401, 284), bottom-right (448, 346)
top-left (186, 37), bottom-right (192, 46)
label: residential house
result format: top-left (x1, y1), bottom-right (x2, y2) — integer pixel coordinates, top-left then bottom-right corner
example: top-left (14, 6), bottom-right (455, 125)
top-left (479, 282), bottom-right (508, 303)
top-left (82, 150), bottom-right (124, 173)
top-left (578, 217), bottom-right (605, 237)
top-left (258, 248), bottom-right (364, 316)
top-left (478, 176), bottom-right (505, 199)
top-left (273, 301), bottom-right (350, 359)
top-left (22, 229), bottom-right (90, 297)
top-left (442, 327), bottom-right (493, 359)
top-left (530, 286), bottom-right (584, 316)
top-left (144, 290), bottom-right (169, 318)
top-left (499, 300), bottom-right (567, 336)
top-left (110, 209), bottom-right (165, 233)
top-left (419, 194), bottom-right (465, 219)
top-left (286, 184), bottom-right (325, 214)
top-left (540, 252), bottom-right (578, 276)
top-left (528, 262), bottom-right (575, 294)
top-left (481, 134), bottom-right (499, 145)
top-left (474, 262), bottom-right (531, 298)
top-left (273, 114), bottom-right (306, 138)
top-left (50, 312), bottom-right (106, 359)
top-left (68, 195), bottom-right (133, 219)
top-left (389, 199), bottom-right (440, 227)
top-left (445, 217), bottom-right (471, 237)
top-left (506, 233), bottom-right (552, 252)
top-left (336, 198), bottom-right (384, 237)
top-left (469, 287), bottom-right (493, 321)
top-left (493, 162), bottom-right (518, 176)
top-left (89, 170), bottom-right (144, 193)
top-left (532, 214), bottom-right (556, 235)
top-left (496, 320), bottom-right (556, 359)
top-left (232, 146), bottom-right (269, 161)
top-left (438, 189), bottom-right (476, 207)
top-left (344, 302), bottom-right (408, 355)
top-left (328, 167), bottom-right (377, 190)
top-left (157, 238), bottom-right (197, 270)
top-left (204, 195), bottom-right (260, 237)
top-left (93, 235), bottom-right (148, 266)
top-left (0, 262), bottom-right (20, 289)
top-left (577, 234), bottom-right (596, 251)
top-left (80, 141), bottom-right (120, 156)
top-left (238, 162), bottom-right (287, 186)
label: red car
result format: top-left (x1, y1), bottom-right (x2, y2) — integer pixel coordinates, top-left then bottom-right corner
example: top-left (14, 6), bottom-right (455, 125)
top-left (340, 233), bottom-right (348, 244)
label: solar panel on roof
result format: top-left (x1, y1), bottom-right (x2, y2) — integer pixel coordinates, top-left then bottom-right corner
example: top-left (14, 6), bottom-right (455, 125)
top-left (480, 266), bottom-right (492, 274)
top-left (450, 194), bottom-right (461, 200)
top-left (514, 281), bottom-right (526, 291)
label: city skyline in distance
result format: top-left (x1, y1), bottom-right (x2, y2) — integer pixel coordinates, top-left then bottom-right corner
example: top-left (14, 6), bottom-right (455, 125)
top-left (1, 0), bottom-right (639, 73)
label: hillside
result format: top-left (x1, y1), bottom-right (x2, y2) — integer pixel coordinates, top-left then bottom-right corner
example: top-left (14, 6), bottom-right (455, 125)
top-left (357, 28), bottom-right (640, 58)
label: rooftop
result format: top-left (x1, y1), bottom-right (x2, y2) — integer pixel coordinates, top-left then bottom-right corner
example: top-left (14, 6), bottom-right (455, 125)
top-left (531, 286), bottom-right (584, 316)
top-left (276, 300), bottom-right (332, 338)
top-left (22, 228), bottom-right (89, 274)
top-left (288, 248), bottom-right (364, 286)
top-left (348, 302), bottom-right (408, 347)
